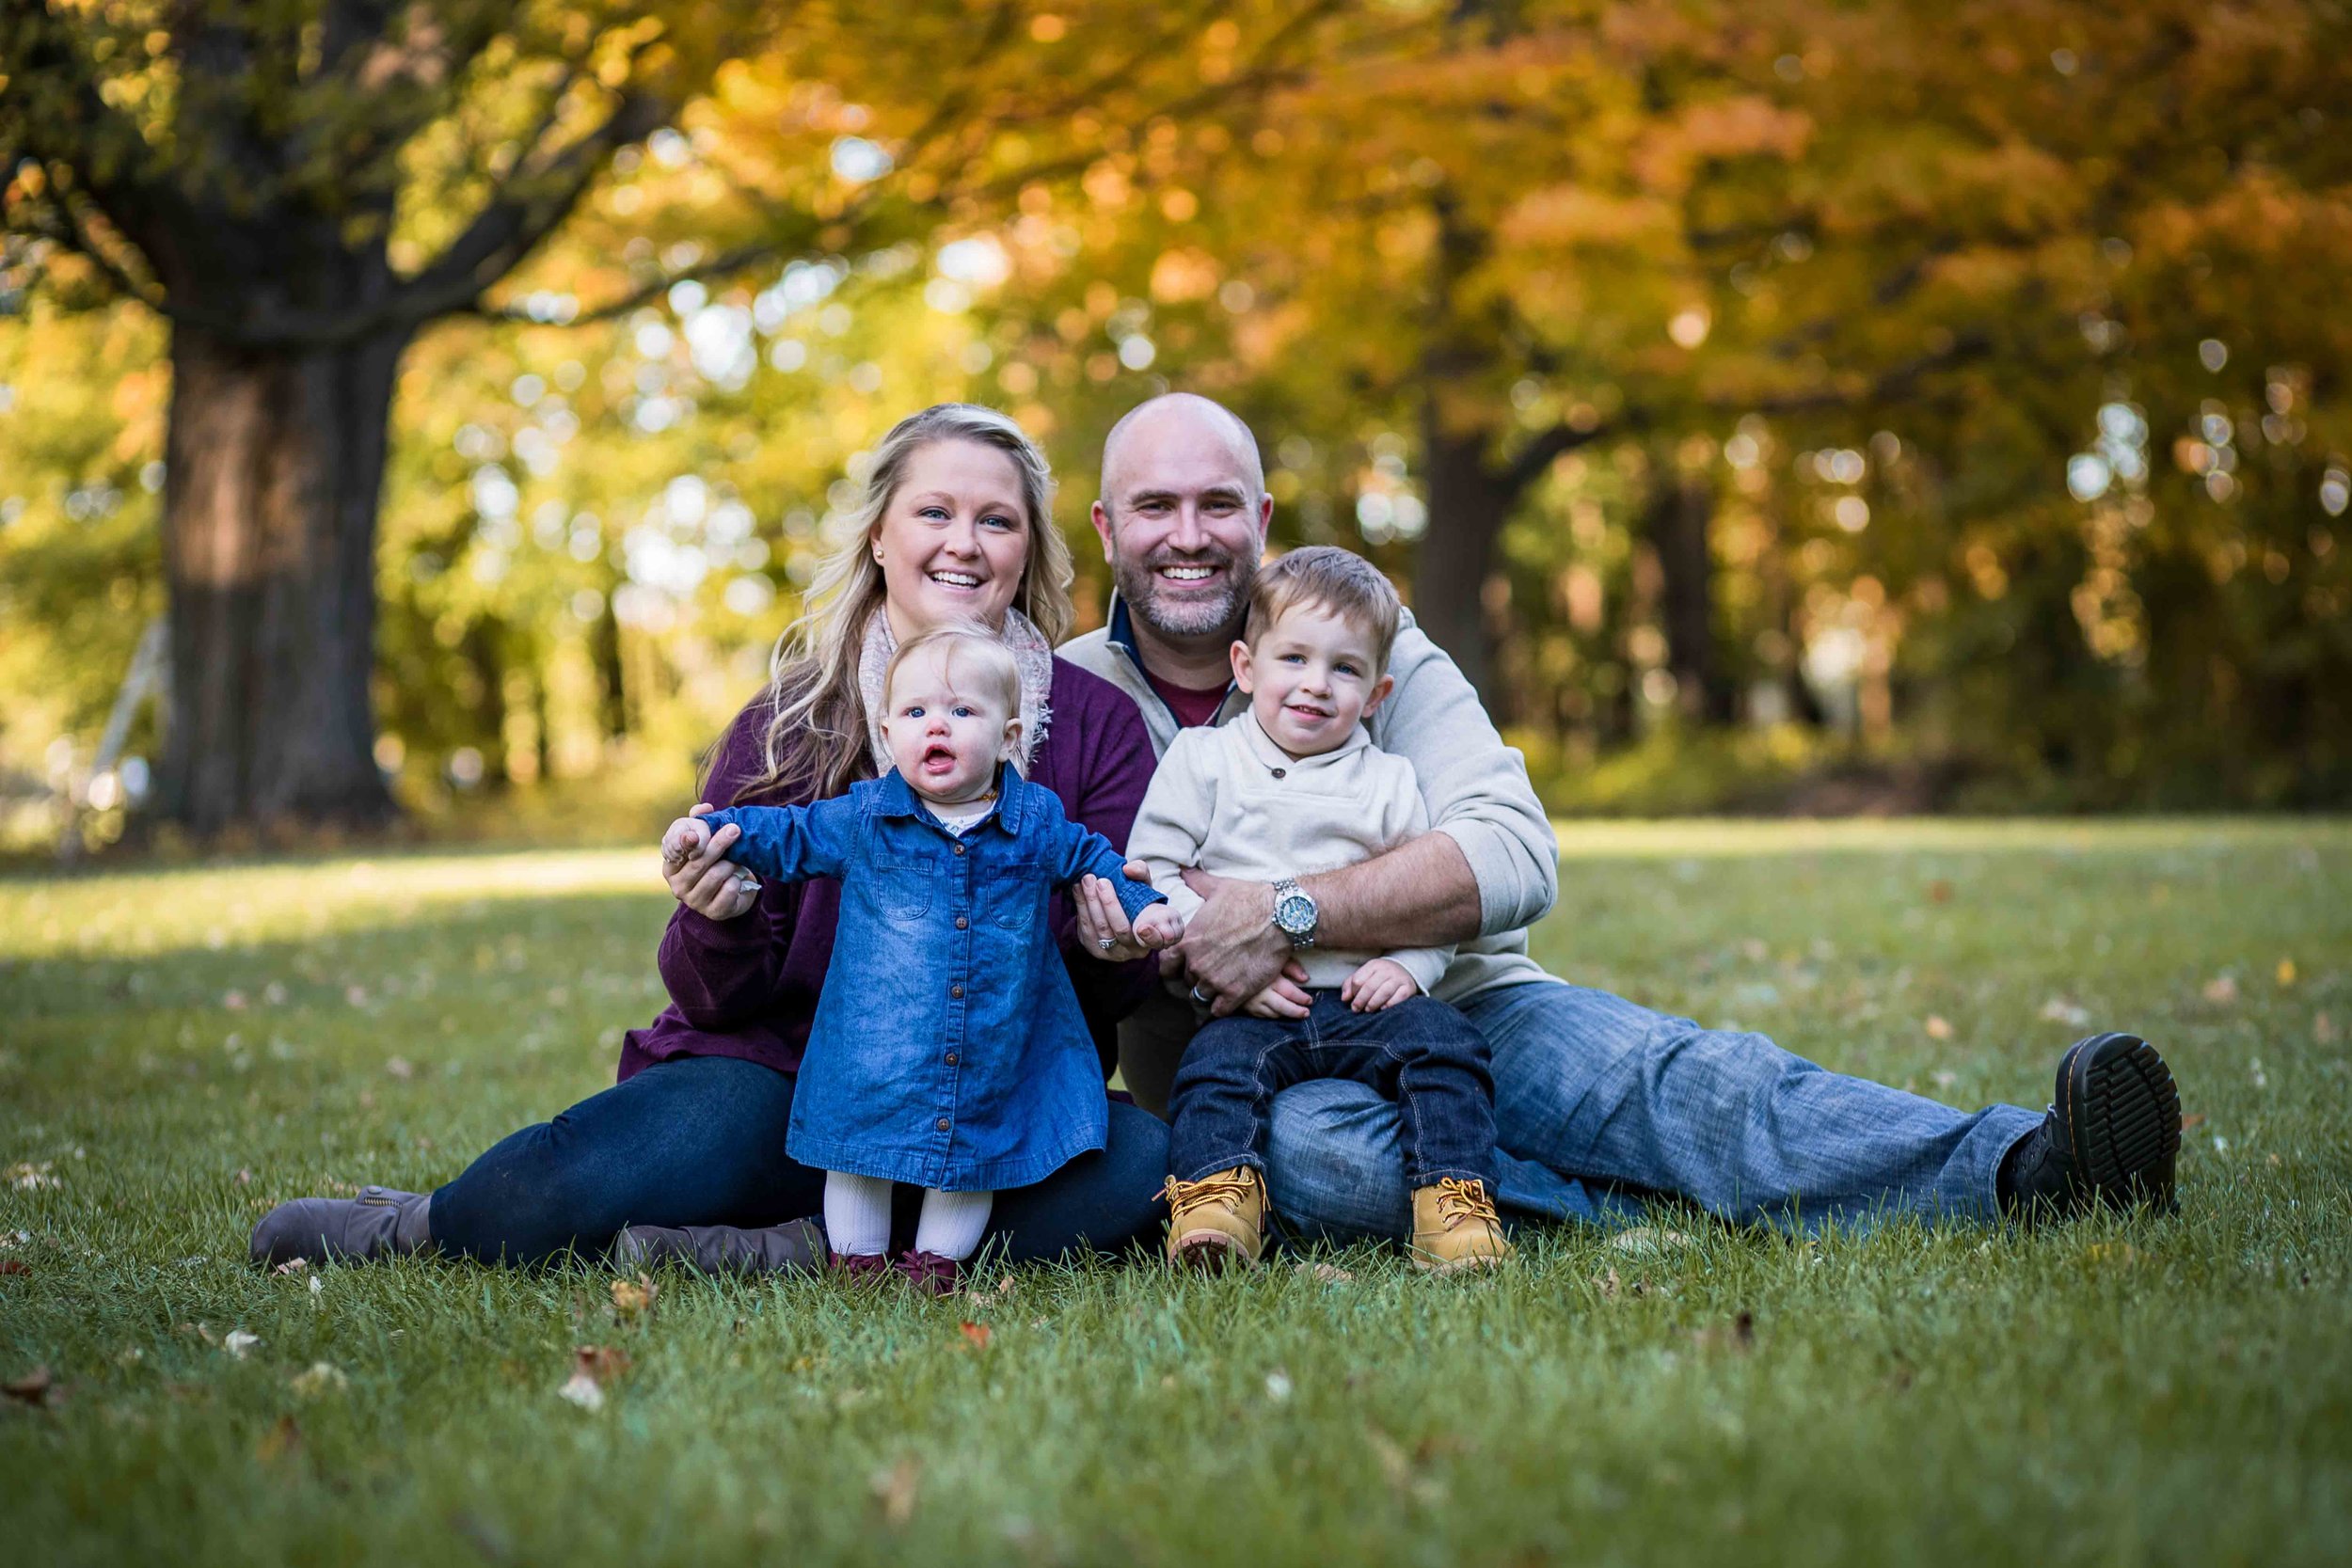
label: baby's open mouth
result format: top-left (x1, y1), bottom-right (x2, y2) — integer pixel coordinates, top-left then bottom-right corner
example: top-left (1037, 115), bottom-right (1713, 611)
top-left (921, 743), bottom-right (958, 769)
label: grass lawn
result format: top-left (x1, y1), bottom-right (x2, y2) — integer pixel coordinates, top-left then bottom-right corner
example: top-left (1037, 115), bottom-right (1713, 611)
top-left (3, 818), bottom-right (2348, 1566)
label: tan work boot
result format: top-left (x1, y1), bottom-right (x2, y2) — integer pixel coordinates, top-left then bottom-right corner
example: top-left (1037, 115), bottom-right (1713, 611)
top-left (1163, 1166), bottom-right (1268, 1270)
top-left (1409, 1178), bottom-right (1512, 1274)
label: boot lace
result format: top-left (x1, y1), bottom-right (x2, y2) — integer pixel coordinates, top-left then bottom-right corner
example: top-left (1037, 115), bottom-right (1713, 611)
top-left (1162, 1168), bottom-right (1260, 1219)
top-left (1433, 1177), bottom-right (1498, 1229)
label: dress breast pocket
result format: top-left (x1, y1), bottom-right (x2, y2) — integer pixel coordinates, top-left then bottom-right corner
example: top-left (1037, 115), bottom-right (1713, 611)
top-left (875, 859), bottom-right (935, 921)
top-left (987, 857), bottom-right (1045, 929)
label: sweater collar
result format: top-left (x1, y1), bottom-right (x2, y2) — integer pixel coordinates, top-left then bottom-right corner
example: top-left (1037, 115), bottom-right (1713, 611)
top-left (1234, 707), bottom-right (1371, 774)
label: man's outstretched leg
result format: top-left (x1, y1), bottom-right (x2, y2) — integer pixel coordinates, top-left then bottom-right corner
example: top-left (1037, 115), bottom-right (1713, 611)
top-left (1466, 980), bottom-right (2180, 1230)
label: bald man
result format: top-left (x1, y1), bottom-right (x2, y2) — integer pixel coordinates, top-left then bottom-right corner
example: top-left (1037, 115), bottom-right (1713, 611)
top-left (1059, 392), bottom-right (2183, 1241)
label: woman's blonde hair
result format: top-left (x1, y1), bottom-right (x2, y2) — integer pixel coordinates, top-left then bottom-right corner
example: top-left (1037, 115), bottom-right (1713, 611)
top-left (737, 404), bottom-right (1072, 804)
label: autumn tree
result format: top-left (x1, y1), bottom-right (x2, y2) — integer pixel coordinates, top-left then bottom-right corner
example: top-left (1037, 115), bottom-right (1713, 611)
top-left (0, 0), bottom-right (1333, 836)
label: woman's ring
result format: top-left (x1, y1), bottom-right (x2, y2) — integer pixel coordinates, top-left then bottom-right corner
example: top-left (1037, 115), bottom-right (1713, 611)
top-left (1189, 984), bottom-right (1211, 1004)
top-left (1098, 936), bottom-right (1116, 952)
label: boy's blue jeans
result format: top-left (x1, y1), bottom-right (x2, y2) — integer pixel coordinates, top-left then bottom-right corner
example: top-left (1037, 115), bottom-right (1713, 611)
top-left (1169, 991), bottom-right (1498, 1190)
top-left (1263, 979), bottom-right (2042, 1238)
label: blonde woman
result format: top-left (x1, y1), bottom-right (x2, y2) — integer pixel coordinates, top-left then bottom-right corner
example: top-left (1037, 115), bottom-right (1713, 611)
top-left (251, 404), bottom-right (1170, 1273)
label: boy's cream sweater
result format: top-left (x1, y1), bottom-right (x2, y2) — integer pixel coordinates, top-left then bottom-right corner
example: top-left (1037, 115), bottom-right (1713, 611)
top-left (1062, 601), bottom-right (1557, 1004)
top-left (1126, 709), bottom-right (1453, 995)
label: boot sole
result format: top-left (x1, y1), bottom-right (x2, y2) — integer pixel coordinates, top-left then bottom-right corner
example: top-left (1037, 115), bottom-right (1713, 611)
top-left (2061, 1033), bottom-right (2183, 1213)
top-left (1169, 1230), bottom-right (1259, 1271)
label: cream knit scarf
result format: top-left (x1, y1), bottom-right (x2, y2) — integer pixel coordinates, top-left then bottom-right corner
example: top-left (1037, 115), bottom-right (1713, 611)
top-left (857, 608), bottom-right (1055, 779)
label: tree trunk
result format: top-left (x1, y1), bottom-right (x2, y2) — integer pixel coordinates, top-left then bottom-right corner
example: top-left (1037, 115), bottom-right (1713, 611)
top-left (156, 323), bottom-right (410, 836)
top-left (1647, 466), bottom-right (1735, 725)
top-left (1414, 410), bottom-right (1518, 705)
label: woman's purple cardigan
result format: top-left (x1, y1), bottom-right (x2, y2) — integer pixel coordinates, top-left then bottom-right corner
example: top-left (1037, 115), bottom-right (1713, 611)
top-left (616, 656), bottom-right (1161, 1084)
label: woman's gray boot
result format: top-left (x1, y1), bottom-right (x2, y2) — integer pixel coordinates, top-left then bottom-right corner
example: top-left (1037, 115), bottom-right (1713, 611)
top-left (249, 1186), bottom-right (435, 1268)
top-left (611, 1218), bottom-right (826, 1275)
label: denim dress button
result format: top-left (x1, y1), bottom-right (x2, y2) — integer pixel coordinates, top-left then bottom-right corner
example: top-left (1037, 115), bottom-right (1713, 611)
top-left (955, 915), bottom-right (968, 929)
top-left (950, 983), bottom-right (963, 998)
top-left (936, 1117), bottom-right (951, 1132)
top-left (945, 1052), bottom-right (959, 1065)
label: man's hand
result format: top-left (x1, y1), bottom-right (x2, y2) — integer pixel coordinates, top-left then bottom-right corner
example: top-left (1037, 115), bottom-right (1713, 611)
top-left (1341, 958), bottom-right (1420, 1013)
top-left (663, 802), bottom-right (758, 921)
top-left (1177, 868), bottom-right (1310, 1017)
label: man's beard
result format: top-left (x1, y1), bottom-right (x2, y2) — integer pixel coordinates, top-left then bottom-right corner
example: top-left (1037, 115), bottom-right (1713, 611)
top-left (1115, 546), bottom-right (1255, 642)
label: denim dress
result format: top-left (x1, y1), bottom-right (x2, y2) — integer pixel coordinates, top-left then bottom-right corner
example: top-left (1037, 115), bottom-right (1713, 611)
top-left (702, 767), bottom-right (1167, 1191)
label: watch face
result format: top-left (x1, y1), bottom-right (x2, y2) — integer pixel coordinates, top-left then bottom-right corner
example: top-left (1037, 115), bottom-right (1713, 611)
top-left (1274, 893), bottom-right (1315, 933)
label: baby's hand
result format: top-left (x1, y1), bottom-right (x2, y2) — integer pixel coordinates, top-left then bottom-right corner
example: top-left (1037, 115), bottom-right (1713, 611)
top-left (1342, 958), bottom-right (1421, 1013)
top-left (660, 809), bottom-right (714, 870)
top-left (1130, 904), bottom-right (1184, 952)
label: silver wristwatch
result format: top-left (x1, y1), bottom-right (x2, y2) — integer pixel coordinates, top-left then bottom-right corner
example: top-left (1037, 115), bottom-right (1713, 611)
top-left (1269, 878), bottom-right (1319, 949)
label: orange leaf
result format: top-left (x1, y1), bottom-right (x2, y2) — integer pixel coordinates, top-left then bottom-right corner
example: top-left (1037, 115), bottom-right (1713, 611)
top-left (958, 1321), bottom-right (993, 1350)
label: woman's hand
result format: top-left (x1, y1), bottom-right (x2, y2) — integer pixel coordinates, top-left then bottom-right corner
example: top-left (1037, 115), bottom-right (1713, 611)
top-left (1074, 863), bottom-right (1159, 961)
top-left (663, 802), bottom-right (759, 920)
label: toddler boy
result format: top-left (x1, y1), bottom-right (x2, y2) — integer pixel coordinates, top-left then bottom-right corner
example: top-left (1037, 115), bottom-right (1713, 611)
top-left (1128, 547), bottom-right (1511, 1273)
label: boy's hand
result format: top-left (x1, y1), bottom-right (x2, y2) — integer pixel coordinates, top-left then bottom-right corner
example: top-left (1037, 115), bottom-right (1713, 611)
top-left (1342, 958), bottom-right (1420, 1013)
top-left (662, 803), bottom-right (757, 920)
top-left (1241, 982), bottom-right (1311, 1021)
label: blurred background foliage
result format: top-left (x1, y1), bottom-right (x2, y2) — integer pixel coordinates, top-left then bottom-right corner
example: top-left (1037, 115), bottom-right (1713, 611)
top-left (3, 0), bottom-right (2349, 857)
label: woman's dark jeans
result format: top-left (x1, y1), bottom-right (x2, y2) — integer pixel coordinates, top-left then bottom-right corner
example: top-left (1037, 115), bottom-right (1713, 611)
top-left (427, 1054), bottom-right (1169, 1265)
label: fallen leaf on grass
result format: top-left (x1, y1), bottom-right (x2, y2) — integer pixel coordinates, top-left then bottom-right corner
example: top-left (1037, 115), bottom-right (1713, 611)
top-left (1366, 1428), bottom-right (1412, 1488)
top-left (2085, 1243), bottom-right (2140, 1266)
top-left (2038, 998), bottom-right (2090, 1026)
top-left (1295, 1260), bottom-right (1356, 1283)
top-left (1924, 1015), bottom-right (1954, 1040)
top-left (1692, 1311), bottom-right (1756, 1354)
top-left (1265, 1370), bottom-right (1294, 1402)
top-left (273, 1259), bottom-right (310, 1276)
top-left (958, 1321), bottom-right (993, 1351)
top-left (2201, 974), bottom-right (2239, 1005)
top-left (4, 1367), bottom-right (55, 1406)
top-left (557, 1346), bottom-right (630, 1412)
top-left (995, 1275), bottom-right (1018, 1296)
top-left (256, 1414), bottom-right (302, 1463)
top-left (1593, 1267), bottom-right (1620, 1300)
top-left (1926, 880), bottom-right (1954, 904)
top-left (0, 1260), bottom-right (27, 1276)
top-left (290, 1363), bottom-right (346, 1398)
top-left (2314, 1012), bottom-right (2337, 1046)
top-left (2276, 958), bottom-right (2296, 987)
top-left (2181, 1113), bottom-right (2206, 1132)
top-left (8, 1162), bottom-right (58, 1191)
top-left (556, 1371), bottom-right (605, 1411)
top-left (384, 1056), bottom-right (415, 1081)
top-left (611, 1275), bottom-right (658, 1319)
top-left (871, 1455), bottom-right (921, 1527)
top-left (1610, 1227), bottom-right (1692, 1257)
top-left (223, 1330), bottom-right (262, 1359)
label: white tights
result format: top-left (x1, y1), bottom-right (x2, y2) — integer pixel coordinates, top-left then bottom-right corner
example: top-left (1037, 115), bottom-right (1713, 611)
top-left (822, 1172), bottom-right (993, 1261)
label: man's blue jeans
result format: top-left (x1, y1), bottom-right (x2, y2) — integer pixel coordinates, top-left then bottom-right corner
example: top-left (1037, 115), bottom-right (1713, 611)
top-left (1168, 992), bottom-right (1497, 1189)
top-left (1263, 979), bottom-right (2042, 1239)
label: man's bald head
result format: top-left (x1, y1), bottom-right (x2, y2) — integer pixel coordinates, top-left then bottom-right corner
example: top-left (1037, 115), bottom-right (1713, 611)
top-left (1099, 392), bottom-right (1265, 511)
top-left (1089, 392), bottom-right (1273, 649)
